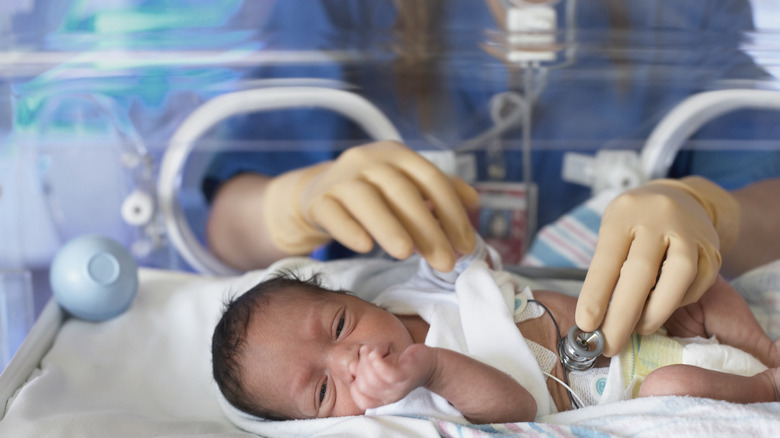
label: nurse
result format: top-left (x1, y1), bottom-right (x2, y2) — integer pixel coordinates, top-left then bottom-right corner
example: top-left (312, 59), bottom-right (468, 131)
top-left (207, 135), bottom-right (780, 356)
top-left (204, 0), bottom-right (780, 355)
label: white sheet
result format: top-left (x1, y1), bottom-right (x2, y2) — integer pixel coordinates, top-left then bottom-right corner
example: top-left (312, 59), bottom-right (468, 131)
top-left (1, 256), bottom-right (779, 438)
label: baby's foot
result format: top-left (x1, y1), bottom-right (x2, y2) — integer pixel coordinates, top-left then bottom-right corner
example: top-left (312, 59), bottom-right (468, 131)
top-left (762, 368), bottom-right (780, 401)
top-left (771, 338), bottom-right (780, 368)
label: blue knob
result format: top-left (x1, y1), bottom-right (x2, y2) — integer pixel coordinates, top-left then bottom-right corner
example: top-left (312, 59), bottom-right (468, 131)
top-left (50, 235), bottom-right (138, 321)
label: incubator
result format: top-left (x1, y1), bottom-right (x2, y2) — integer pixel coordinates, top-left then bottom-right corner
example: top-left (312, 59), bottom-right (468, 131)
top-left (2, 0), bottom-right (780, 378)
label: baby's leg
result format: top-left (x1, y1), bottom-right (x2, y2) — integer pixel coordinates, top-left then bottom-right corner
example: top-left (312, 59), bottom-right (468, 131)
top-left (638, 364), bottom-right (780, 404)
top-left (664, 275), bottom-right (779, 367)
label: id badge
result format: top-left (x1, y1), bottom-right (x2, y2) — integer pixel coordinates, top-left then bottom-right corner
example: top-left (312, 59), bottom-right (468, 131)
top-left (469, 181), bottom-right (537, 265)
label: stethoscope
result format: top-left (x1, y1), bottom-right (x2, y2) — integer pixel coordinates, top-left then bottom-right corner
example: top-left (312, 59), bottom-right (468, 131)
top-left (527, 298), bottom-right (606, 371)
top-left (558, 326), bottom-right (605, 371)
top-left (556, 326), bottom-right (605, 408)
top-left (529, 299), bottom-right (605, 408)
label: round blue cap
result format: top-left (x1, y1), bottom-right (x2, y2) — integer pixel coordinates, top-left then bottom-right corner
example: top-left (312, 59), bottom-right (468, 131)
top-left (50, 235), bottom-right (138, 321)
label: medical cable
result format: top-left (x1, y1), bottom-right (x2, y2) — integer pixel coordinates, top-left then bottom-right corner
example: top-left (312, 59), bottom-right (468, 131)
top-left (541, 370), bottom-right (586, 409)
top-left (527, 299), bottom-right (583, 409)
top-left (457, 91), bottom-right (528, 153)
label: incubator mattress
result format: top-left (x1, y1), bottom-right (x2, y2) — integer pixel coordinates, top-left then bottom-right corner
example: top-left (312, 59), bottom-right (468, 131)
top-left (1, 257), bottom-right (779, 438)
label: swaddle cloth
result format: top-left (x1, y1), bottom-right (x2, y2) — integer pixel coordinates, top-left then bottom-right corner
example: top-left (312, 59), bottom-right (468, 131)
top-left (370, 237), bottom-right (556, 418)
top-left (370, 268), bottom-right (555, 419)
top-left (217, 235), bottom-right (555, 436)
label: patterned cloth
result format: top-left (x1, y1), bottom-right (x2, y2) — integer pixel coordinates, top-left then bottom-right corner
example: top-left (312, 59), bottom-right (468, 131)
top-left (522, 191), bottom-right (617, 269)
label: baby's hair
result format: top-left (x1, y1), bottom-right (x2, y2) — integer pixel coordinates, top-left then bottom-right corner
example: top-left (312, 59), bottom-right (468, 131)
top-left (211, 269), bottom-right (343, 420)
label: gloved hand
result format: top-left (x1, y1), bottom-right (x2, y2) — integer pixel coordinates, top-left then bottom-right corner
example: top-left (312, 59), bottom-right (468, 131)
top-left (263, 141), bottom-right (479, 272)
top-left (576, 176), bottom-right (740, 356)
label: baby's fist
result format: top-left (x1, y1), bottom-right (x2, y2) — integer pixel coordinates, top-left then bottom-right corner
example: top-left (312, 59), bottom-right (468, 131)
top-left (350, 344), bottom-right (436, 410)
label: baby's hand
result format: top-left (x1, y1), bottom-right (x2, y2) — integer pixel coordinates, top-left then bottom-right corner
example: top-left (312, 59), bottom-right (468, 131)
top-left (350, 344), bottom-right (436, 410)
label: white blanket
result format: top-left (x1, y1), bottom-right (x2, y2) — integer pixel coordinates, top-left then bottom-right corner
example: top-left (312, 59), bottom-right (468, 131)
top-left (1, 256), bottom-right (779, 438)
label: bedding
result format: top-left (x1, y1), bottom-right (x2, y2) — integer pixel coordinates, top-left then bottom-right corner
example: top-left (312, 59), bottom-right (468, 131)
top-left (0, 256), bottom-right (778, 438)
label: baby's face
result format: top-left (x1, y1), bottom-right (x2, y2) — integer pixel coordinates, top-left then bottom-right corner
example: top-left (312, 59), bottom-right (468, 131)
top-left (242, 287), bottom-right (414, 419)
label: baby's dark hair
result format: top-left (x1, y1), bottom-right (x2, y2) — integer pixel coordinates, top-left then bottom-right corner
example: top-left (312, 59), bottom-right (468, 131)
top-left (211, 270), bottom-right (342, 420)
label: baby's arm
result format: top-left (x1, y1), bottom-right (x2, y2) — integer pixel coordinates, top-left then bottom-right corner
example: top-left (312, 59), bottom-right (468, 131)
top-left (351, 344), bottom-right (536, 424)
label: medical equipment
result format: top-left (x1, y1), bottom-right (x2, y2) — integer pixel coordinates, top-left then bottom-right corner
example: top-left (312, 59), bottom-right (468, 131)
top-left (564, 89), bottom-right (780, 197)
top-left (8, 0), bottom-right (776, 279)
top-left (3, 0), bottom-right (780, 434)
top-left (159, 87), bottom-right (408, 276)
top-left (467, 0), bottom-right (579, 253)
top-left (49, 235), bottom-right (138, 321)
top-left (529, 294), bottom-right (604, 408)
top-left (559, 326), bottom-right (605, 371)
top-left (641, 89), bottom-right (780, 180)
top-left (528, 297), bottom-right (595, 409)
top-left (0, 270), bottom-right (33, 370)
top-left (3, 256), bottom-right (780, 438)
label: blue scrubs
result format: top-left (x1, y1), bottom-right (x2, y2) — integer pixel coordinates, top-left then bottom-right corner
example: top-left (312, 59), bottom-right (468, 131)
top-left (203, 0), bottom-right (780, 260)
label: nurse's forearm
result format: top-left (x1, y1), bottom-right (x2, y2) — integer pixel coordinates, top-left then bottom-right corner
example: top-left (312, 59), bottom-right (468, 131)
top-left (722, 178), bottom-right (780, 278)
top-left (206, 173), bottom-right (292, 270)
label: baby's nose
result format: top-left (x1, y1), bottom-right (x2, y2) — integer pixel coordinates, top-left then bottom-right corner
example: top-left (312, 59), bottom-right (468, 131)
top-left (331, 343), bottom-right (361, 382)
top-left (348, 358), bottom-right (358, 380)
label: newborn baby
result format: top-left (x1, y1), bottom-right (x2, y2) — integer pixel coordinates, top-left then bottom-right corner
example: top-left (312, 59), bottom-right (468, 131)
top-left (212, 238), bottom-right (780, 424)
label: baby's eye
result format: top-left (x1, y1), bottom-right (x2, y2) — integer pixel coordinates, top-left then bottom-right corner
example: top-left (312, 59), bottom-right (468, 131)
top-left (336, 316), bottom-right (345, 337)
top-left (319, 379), bottom-right (328, 403)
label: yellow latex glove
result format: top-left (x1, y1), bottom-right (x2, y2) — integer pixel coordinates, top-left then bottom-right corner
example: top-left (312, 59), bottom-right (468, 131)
top-left (263, 141), bottom-right (479, 272)
top-left (576, 176), bottom-right (740, 356)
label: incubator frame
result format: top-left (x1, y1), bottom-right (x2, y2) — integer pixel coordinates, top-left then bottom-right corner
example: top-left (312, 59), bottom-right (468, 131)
top-left (158, 87), bottom-right (406, 275)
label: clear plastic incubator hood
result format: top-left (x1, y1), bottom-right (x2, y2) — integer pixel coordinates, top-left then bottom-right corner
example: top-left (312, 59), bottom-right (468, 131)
top-left (1, 0), bottom-right (779, 325)
top-left (1, 2), bottom-right (780, 436)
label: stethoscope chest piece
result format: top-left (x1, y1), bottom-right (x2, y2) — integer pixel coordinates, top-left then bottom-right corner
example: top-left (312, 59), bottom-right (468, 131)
top-left (558, 326), bottom-right (605, 371)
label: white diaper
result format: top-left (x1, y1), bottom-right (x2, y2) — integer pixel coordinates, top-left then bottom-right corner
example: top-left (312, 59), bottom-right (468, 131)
top-left (594, 333), bottom-right (769, 405)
